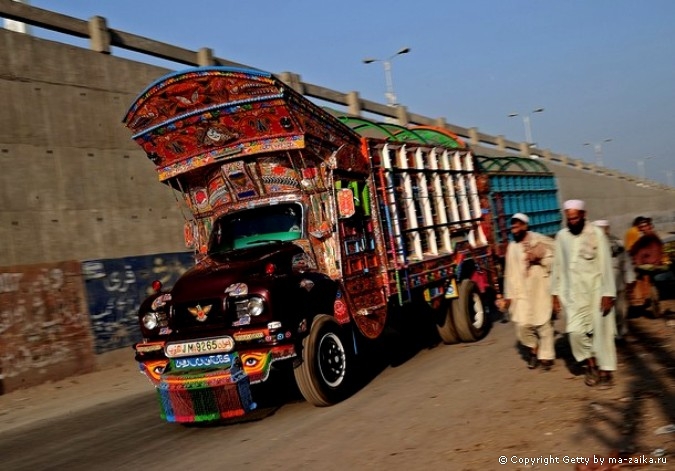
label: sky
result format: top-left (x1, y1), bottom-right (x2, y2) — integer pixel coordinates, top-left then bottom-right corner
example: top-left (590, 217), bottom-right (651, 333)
top-left (10, 0), bottom-right (675, 185)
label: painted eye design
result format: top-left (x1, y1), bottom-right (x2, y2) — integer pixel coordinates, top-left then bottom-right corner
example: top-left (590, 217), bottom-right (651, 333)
top-left (280, 116), bottom-right (293, 129)
top-left (244, 357), bottom-right (259, 367)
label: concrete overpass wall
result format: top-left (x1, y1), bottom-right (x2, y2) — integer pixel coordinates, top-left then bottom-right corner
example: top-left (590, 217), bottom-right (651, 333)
top-left (0, 4), bottom-right (673, 268)
top-left (549, 160), bottom-right (675, 233)
top-left (0, 29), bottom-right (186, 266)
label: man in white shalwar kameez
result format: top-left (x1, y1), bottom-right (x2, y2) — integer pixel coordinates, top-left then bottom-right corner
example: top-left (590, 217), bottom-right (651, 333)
top-left (504, 213), bottom-right (555, 370)
top-left (552, 200), bottom-right (617, 388)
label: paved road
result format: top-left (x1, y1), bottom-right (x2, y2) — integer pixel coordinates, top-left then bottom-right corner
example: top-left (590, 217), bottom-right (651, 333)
top-left (1, 312), bottom-right (673, 471)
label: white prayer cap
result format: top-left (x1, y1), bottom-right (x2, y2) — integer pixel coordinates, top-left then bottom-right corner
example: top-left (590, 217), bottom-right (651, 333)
top-left (593, 219), bottom-right (610, 227)
top-left (511, 212), bottom-right (529, 224)
top-left (563, 199), bottom-right (585, 211)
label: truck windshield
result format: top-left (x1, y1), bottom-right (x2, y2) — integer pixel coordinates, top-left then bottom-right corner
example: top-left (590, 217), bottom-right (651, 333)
top-left (209, 203), bottom-right (303, 254)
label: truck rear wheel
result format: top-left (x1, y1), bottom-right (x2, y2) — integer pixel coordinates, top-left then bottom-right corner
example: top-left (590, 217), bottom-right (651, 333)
top-left (436, 301), bottom-right (460, 344)
top-left (294, 314), bottom-right (351, 406)
top-left (452, 280), bottom-right (486, 342)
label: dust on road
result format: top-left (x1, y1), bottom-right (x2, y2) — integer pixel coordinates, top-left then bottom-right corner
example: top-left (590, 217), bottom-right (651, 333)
top-left (1, 307), bottom-right (674, 471)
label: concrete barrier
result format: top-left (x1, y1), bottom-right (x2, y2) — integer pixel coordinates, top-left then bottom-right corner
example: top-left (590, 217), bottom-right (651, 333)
top-left (0, 260), bottom-right (95, 393)
top-left (0, 252), bottom-right (194, 394)
top-left (82, 252), bottom-right (193, 353)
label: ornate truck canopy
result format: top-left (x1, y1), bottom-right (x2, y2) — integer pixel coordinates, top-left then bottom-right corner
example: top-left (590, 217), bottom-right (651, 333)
top-left (123, 67), bottom-right (365, 181)
top-left (336, 117), bottom-right (467, 149)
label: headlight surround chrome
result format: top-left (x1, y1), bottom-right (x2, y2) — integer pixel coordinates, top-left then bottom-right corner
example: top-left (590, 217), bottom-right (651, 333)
top-left (142, 312), bottom-right (160, 330)
top-left (247, 296), bottom-right (265, 317)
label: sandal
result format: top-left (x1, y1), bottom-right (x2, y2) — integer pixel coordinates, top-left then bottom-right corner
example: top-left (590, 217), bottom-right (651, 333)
top-left (598, 374), bottom-right (615, 390)
top-left (585, 367), bottom-right (599, 387)
top-left (528, 354), bottom-right (538, 369)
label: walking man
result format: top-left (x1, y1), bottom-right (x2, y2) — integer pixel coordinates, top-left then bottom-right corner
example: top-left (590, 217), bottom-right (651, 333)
top-left (503, 213), bottom-right (555, 370)
top-left (552, 200), bottom-right (617, 388)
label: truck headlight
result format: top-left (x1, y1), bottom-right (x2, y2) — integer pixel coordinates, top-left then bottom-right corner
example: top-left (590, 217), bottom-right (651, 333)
top-left (142, 312), bottom-right (160, 330)
top-left (247, 296), bottom-right (265, 316)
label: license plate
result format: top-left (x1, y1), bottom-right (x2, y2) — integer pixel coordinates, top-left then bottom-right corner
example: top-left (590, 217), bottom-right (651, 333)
top-left (165, 337), bottom-right (234, 358)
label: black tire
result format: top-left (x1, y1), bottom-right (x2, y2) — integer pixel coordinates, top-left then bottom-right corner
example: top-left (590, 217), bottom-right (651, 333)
top-left (436, 301), bottom-right (461, 344)
top-left (293, 314), bottom-right (351, 407)
top-left (452, 279), bottom-right (487, 342)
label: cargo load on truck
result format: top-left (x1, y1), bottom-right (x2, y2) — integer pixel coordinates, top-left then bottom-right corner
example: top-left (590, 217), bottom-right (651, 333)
top-left (476, 156), bottom-right (562, 258)
top-left (123, 66), bottom-right (498, 423)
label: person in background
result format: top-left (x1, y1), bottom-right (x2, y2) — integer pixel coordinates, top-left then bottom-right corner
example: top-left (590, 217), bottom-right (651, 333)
top-left (552, 200), bottom-right (616, 388)
top-left (503, 213), bottom-right (555, 370)
top-left (624, 216), bottom-right (647, 253)
top-left (628, 218), bottom-right (673, 315)
top-left (593, 220), bottom-right (633, 338)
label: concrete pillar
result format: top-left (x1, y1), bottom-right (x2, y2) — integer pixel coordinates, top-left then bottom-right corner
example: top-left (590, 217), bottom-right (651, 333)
top-left (469, 127), bottom-right (480, 146)
top-left (197, 48), bottom-right (214, 66)
top-left (519, 142), bottom-right (530, 157)
top-left (346, 91), bottom-right (361, 117)
top-left (496, 135), bottom-right (506, 151)
top-left (396, 105), bottom-right (408, 126)
top-left (278, 72), bottom-right (304, 94)
top-left (88, 16), bottom-right (111, 54)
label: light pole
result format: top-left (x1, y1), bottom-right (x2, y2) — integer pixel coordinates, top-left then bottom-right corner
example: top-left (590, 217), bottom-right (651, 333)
top-left (508, 108), bottom-right (544, 146)
top-left (363, 47), bottom-right (411, 107)
top-left (583, 138), bottom-right (612, 167)
top-left (635, 156), bottom-right (653, 180)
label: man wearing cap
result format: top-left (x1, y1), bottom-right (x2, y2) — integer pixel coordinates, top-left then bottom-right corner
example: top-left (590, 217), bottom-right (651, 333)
top-left (552, 200), bottom-right (617, 388)
top-left (503, 212), bottom-right (556, 370)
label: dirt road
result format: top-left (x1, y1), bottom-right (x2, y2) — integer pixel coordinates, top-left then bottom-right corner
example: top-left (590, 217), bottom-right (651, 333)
top-left (0, 308), bottom-right (673, 471)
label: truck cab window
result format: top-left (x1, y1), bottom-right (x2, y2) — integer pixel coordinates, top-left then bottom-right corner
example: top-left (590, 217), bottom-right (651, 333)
top-left (209, 203), bottom-right (303, 253)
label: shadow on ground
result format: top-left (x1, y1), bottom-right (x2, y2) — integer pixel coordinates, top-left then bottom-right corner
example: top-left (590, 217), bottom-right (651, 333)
top-left (577, 306), bottom-right (675, 455)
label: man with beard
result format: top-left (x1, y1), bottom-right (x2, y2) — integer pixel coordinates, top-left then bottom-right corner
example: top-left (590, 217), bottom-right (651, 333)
top-left (503, 213), bottom-right (555, 370)
top-left (552, 200), bottom-right (617, 388)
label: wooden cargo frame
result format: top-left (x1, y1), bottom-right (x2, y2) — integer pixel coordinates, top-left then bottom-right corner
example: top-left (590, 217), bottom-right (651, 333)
top-left (338, 117), bottom-right (495, 306)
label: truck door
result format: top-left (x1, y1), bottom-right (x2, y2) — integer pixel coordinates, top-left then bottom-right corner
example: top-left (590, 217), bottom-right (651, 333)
top-left (335, 179), bottom-right (388, 339)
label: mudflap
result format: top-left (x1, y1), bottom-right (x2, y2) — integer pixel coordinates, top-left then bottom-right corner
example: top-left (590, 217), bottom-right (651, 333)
top-left (153, 355), bottom-right (258, 423)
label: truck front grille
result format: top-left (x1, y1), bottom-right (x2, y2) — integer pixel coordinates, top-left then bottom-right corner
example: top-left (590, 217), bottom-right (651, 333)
top-left (173, 299), bottom-right (229, 331)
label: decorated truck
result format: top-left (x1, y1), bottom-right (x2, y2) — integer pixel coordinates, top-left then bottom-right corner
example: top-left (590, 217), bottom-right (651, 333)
top-left (123, 66), bottom-right (497, 423)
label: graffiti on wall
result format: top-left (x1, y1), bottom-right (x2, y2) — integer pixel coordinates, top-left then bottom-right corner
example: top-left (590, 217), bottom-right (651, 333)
top-left (0, 261), bottom-right (96, 392)
top-left (83, 252), bottom-right (194, 353)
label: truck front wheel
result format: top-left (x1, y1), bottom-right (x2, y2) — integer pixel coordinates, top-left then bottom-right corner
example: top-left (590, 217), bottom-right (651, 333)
top-left (294, 314), bottom-right (351, 406)
top-left (452, 279), bottom-right (487, 342)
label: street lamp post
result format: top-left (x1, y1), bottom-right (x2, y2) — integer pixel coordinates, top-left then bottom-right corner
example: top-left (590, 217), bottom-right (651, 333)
top-left (363, 47), bottom-right (411, 107)
top-left (583, 138), bottom-right (612, 167)
top-left (635, 156), bottom-right (653, 180)
top-left (508, 108), bottom-right (544, 146)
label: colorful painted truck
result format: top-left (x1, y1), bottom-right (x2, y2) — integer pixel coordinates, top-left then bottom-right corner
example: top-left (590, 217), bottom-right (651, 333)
top-left (123, 66), bottom-right (497, 423)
